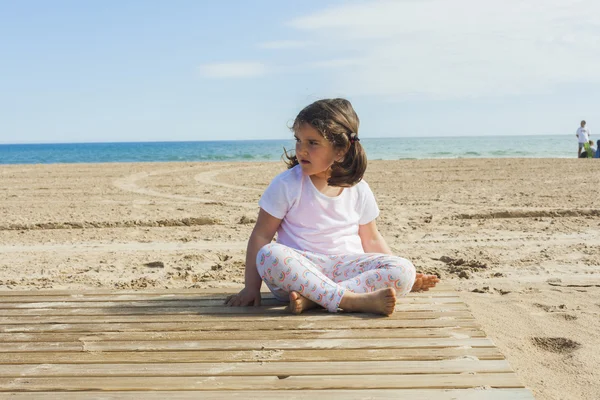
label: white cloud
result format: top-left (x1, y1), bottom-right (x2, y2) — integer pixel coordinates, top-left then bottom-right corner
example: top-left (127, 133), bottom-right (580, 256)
top-left (198, 62), bottom-right (268, 78)
top-left (258, 40), bottom-right (310, 49)
top-left (287, 0), bottom-right (600, 99)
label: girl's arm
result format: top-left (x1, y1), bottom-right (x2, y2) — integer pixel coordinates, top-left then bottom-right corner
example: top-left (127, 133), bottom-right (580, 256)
top-left (358, 219), bottom-right (393, 255)
top-left (244, 209), bottom-right (282, 291)
top-left (225, 208), bottom-right (282, 306)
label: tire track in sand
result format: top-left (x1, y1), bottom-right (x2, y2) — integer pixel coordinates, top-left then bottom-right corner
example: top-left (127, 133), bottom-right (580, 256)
top-left (113, 167), bottom-right (258, 208)
top-left (0, 241), bottom-right (247, 254)
top-left (416, 231), bottom-right (600, 246)
top-left (194, 169), bottom-right (263, 192)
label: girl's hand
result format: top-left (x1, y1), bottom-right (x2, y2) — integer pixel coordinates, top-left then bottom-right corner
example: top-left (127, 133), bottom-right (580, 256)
top-left (224, 287), bottom-right (261, 307)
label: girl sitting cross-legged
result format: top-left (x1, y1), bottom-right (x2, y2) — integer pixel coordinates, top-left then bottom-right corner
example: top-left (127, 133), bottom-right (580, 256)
top-left (225, 98), bottom-right (439, 315)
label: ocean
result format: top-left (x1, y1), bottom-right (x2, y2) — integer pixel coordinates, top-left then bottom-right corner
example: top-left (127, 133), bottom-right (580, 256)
top-left (0, 135), bottom-right (582, 165)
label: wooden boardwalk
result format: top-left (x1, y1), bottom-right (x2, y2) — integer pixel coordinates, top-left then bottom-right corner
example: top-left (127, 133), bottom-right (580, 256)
top-left (0, 283), bottom-right (534, 399)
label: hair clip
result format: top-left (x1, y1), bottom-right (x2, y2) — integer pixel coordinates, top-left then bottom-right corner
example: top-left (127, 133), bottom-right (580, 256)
top-left (349, 132), bottom-right (360, 144)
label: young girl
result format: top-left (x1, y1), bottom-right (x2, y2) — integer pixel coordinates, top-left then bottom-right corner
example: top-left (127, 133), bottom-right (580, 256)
top-left (225, 98), bottom-right (439, 315)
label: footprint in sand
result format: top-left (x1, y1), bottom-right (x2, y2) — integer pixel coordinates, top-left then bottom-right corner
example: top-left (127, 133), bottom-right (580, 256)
top-left (531, 337), bottom-right (580, 354)
top-left (533, 302), bottom-right (566, 312)
top-left (532, 303), bottom-right (578, 320)
top-left (554, 313), bottom-right (577, 321)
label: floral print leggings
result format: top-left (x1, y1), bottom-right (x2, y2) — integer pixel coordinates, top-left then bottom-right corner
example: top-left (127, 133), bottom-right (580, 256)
top-left (255, 243), bottom-right (417, 313)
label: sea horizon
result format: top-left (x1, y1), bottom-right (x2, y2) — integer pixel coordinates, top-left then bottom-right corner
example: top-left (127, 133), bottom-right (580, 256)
top-left (0, 132), bottom-right (570, 146)
top-left (0, 134), bottom-right (586, 165)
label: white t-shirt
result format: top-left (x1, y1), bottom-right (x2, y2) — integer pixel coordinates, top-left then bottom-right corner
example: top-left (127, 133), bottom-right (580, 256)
top-left (258, 165), bottom-right (380, 255)
top-left (577, 127), bottom-right (590, 143)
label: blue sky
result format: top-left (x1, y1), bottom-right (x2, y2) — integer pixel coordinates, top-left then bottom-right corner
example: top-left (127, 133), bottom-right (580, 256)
top-left (1, 0), bottom-right (599, 144)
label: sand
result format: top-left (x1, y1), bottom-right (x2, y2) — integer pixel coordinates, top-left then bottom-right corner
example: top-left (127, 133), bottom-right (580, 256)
top-left (1, 158), bottom-right (599, 399)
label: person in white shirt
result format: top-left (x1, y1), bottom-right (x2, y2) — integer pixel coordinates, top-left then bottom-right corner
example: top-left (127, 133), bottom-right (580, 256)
top-left (576, 120), bottom-right (591, 158)
top-left (225, 98), bottom-right (439, 315)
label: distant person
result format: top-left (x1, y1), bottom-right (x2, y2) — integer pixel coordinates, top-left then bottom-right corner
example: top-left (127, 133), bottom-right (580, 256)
top-left (596, 140), bottom-right (600, 158)
top-left (579, 141), bottom-right (595, 158)
top-left (576, 120), bottom-right (591, 157)
top-left (587, 140), bottom-right (596, 158)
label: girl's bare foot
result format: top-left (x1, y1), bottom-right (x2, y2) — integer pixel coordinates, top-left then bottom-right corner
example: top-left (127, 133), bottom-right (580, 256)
top-left (288, 291), bottom-right (319, 315)
top-left (339, 287), bottom-right (397, 316)
top-left (411, 273), bottom-right (440, 292)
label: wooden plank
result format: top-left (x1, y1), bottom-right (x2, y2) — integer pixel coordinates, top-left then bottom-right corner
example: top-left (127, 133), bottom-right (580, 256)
top-left (0, 373), bottom-right (524, 390)
top-left (0, 327), bottom-right (486, 342)
top-left (0, 298), bottom-right (289, 307)
top-left (0, 307), bottom-right (473, 317)
top-left (0, 286), bottom-right (533, 397)
top-left (0, 295), bottom-right (463, 305)
top-left (0, 360), bottom-right (513, 377)
top-left (0, 319), bottom-right (481, 333)
top-left (0, 288), bottom-right (261, 297)
top-left (0, 388), bottom-right (536, 399)
top-left (0, 298), bottom-right (466, 309)
top-left (0, 284), bottom-right (454, 297)
top-left (0, 311), bottom-right (474, 324)
top-left (0, 347), bottom-right (505, 364)
top-left (0, 338), bottom-right (495, 353)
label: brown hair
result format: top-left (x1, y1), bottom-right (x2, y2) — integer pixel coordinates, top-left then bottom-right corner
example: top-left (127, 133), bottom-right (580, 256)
top-left (284, 98), bottom-right (367, 187)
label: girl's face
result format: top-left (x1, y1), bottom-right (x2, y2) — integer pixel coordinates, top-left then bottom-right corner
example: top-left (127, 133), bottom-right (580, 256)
top-left (294, 123), bottom-right (343, 180)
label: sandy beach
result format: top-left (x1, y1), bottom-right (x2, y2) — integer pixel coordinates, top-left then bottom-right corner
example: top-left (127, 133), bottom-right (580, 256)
top-left (1, 158), bottom-right (599, 399)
